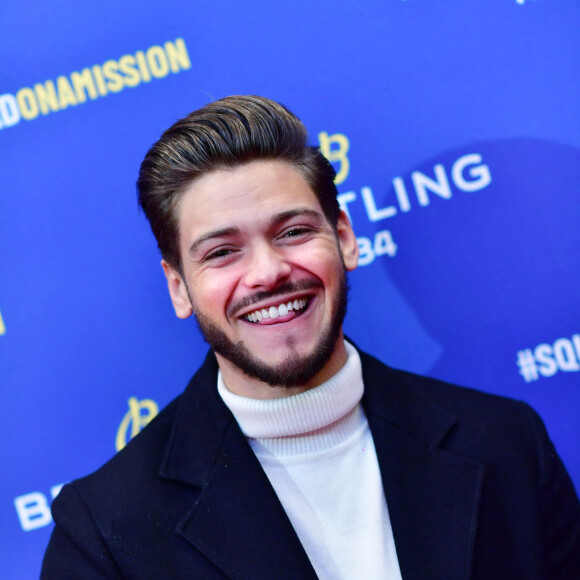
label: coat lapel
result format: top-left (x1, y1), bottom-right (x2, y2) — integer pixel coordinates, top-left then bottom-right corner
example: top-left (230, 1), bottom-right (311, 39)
top-left (360, 350), bottom-right (485, 580)
top-left (159, 351), bottom-right (317, 580)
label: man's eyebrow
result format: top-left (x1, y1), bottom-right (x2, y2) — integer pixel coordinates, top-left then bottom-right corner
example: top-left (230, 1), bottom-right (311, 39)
top-left (188, 209), bottom-right (324, 256)
top-left (269, 208), bottom-right (324, 228)
top-left (188, 227), bottom-right (240, 256)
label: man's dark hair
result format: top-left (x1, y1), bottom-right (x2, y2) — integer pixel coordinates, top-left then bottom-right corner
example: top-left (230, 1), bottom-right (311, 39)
top-left (137, 95), bottom-right (340, 270)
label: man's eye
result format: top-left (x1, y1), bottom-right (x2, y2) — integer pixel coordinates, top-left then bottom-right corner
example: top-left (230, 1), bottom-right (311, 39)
top-left (283, 227), bottom-right (309, 238)
top-left (205, 248), bottom-right (233, 261)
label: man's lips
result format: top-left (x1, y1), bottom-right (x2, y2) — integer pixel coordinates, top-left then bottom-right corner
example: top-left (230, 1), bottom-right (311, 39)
top-left (242, 296), bottom-right (312, 325)
top-left (227, 280), bottom-right (322, 319)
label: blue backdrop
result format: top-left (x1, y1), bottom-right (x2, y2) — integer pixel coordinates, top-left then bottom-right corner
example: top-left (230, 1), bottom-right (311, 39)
top-left (2, 1), bottom-right (579, 577)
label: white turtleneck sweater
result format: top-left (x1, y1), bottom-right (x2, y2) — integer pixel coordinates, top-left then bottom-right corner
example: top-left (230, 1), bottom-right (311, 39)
top-left (217, 341), bottom-right (402, 579)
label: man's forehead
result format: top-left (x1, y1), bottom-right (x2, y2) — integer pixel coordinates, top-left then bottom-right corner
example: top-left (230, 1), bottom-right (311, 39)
top-left (176, 160), bottom-right (324, 240)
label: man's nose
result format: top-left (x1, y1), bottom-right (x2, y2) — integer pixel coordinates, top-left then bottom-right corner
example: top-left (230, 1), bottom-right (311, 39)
top-left (243, 242), bottom-right (291, 289)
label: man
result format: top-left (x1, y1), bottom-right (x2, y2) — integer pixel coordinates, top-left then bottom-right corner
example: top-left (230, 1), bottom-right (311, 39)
top-left (42, 96), bottom-right (580, 579)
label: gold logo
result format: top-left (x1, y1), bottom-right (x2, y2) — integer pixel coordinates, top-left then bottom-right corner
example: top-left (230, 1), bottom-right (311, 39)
top-left (115, 397), bottom-right (159, 451)
top-left (318, 131), bottom-right (350, 185)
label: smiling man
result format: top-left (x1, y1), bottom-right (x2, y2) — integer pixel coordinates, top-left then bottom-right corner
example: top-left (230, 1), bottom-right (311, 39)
top-left (42, 96), bottom-right (580, 579)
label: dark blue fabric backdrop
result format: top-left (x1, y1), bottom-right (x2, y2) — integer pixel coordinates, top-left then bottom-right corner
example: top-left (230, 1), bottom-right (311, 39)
top-left (1, 1), bottom-right (579, 577)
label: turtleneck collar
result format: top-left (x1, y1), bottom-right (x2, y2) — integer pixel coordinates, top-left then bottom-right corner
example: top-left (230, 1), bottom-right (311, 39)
top-left (217, 341), bottom-right (365, 456)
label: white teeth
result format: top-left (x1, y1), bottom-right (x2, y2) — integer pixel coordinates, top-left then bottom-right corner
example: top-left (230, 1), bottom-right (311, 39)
top-left (245, 297), bottom-right (309, 322)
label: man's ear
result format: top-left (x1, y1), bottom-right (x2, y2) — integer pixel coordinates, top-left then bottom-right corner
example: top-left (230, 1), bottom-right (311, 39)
top-left (161, 260), bottom-right (193, 319)
top-left (336, 211), bottom-right (359, 271)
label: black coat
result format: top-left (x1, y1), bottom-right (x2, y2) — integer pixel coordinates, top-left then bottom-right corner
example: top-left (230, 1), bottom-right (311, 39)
top-left (42, 348), bottom-right (580, 579)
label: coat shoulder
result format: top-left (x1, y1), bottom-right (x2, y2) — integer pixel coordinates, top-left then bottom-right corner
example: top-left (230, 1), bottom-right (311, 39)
top-left (361, 349), bottom-right (542, 437)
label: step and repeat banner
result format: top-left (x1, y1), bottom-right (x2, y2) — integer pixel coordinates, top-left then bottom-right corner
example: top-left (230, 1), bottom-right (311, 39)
top-left (1, 1), bottom-right (579, 577)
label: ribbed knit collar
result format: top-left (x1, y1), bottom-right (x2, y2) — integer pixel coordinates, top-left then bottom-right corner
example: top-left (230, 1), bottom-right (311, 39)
top-left (217, 341), bottom-right (365, 456)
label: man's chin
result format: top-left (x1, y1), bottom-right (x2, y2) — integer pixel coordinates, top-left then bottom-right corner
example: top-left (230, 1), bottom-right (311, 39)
top-left (214, 337), bottom-right (335, 388)
top-left (231, 337), bottom-right (317, 371)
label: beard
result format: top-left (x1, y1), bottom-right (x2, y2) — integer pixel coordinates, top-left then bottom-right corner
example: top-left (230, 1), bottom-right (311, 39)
top-left (189, 271), bottom-right (349, 388)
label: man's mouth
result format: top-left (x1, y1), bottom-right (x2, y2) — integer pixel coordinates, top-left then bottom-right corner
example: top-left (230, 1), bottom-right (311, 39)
top-left (243, 297), bottom-right (311, 323)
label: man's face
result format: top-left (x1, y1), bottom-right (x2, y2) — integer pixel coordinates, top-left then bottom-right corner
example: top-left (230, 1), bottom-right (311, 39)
top-left (162, 160), bottom-right (359, 396)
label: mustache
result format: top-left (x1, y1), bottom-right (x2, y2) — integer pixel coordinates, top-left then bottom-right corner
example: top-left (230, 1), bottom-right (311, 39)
top-left (228, 280), bottom-right (322, 318)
